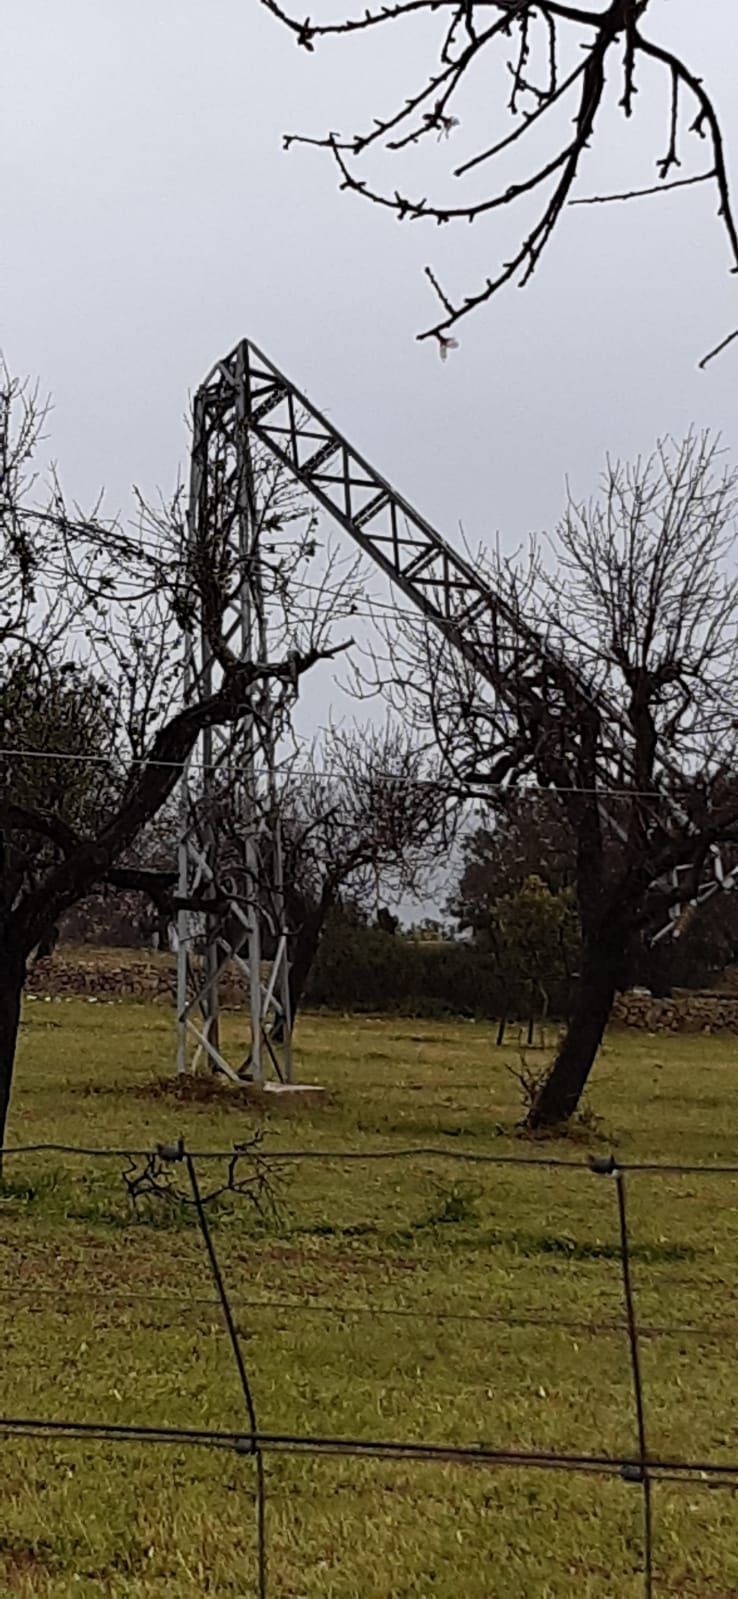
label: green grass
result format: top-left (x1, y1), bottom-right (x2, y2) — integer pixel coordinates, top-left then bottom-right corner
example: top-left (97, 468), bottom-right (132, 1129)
top-left (2, 999), bottom-right (738, 1594)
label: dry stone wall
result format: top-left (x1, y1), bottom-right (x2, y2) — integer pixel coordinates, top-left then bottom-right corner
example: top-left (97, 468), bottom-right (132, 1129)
top-left (27, 954), bottom-right (246, 1008)
top-left (610, 991), bottom-right (738, 1033)
top-left (24, 954), bottom-right (738, 1032)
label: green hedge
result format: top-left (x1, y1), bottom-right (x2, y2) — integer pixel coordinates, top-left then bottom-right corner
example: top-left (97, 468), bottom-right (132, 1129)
top-left (304, 922), bottom-right (571, 1020)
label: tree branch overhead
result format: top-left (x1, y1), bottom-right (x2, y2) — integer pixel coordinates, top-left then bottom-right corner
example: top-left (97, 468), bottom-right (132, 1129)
top-left (263, 0), bottom-right (738, 360)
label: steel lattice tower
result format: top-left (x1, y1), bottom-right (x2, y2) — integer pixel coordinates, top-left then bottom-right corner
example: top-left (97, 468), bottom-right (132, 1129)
top-left (176, 345), bottom-right (293, 1084)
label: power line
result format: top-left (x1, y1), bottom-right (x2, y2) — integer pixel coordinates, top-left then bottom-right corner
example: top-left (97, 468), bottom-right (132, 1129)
top-left (0, 740), bottom-right (724, 802)
top-left (25, 506), bottom-right (503, 628)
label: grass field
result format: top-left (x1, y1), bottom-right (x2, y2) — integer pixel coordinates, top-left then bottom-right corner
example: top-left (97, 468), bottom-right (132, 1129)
top-left (2, 999), bottom-right (738, 1596)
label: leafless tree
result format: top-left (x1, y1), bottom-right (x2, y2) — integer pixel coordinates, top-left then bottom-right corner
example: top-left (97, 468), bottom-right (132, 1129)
top-left (59, 800), bottom-right (182, 951)
top-left (369, 431), bottom-right (738, 1125)
top-left (0, 367), bottom-right (355, 1154)
top-left (203, 719), bottom-right (457, 1030)
top-left (262, 0), bottom-right (738, 364)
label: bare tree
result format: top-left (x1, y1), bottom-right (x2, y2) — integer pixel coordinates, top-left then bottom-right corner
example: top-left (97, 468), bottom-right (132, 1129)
top-left (262, 0), bottom-right (738, 364)
top-left (0, 367), bottom-right (354, 1153)
top-left (283, 722), bottom-right (456, 1023)
top-left (59, 800), bottom-right (182, 950)
top-left (205, 720), bottom-right (456, 1032)
top-left (372, 431), bottom-right (738, 1126)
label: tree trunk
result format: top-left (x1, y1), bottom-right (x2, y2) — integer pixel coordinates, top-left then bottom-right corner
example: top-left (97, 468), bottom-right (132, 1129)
top-left (271, 889), bottom-right (335, 1043)
top-left (289, 907), bottom-right (325, 1022)
top-left (0, 948), bottom-right (26, 1174)
top-left (526, 929), bottom-right (625, 1130)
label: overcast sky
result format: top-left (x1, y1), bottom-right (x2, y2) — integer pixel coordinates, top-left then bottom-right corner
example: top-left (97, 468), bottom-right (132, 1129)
top-left (3, 0), bottom-right (738, 742)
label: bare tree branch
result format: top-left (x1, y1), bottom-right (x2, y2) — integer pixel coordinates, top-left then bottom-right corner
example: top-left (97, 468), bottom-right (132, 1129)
top-left (263, 0), bottom-right (738, 359)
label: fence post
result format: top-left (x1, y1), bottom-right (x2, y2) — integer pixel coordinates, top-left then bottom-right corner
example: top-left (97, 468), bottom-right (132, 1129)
top-left (589, 1158), bottom-right (654, 1599)
top-left (183, 1148), bottom-right (267, 1599)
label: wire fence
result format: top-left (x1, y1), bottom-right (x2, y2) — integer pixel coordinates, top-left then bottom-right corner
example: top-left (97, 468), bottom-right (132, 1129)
top-left (1, 1139), bottom-right (738, 1596)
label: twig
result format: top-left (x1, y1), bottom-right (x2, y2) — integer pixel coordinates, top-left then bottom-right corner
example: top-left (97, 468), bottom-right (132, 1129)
top-left (263, 0), bottom-right (738, 360)
top-left (570, 170), bottom-right (715, 206)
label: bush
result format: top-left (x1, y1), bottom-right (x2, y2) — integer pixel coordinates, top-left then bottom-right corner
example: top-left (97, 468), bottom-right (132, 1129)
top-left (304, 914), bottom-right (573, 1020)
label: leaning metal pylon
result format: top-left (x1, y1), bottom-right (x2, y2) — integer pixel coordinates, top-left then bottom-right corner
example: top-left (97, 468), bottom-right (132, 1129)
top-left (176, 335), bottom-right (737, 1074)
top-left (175, 345), bottom-right (293, 1084)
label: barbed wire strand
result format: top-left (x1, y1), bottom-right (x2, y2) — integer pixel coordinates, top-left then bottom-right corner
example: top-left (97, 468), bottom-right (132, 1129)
top-left (4, 1140), bottom-right (738, 1176)
top-left (0, 1410), bottom-right (736, 1483)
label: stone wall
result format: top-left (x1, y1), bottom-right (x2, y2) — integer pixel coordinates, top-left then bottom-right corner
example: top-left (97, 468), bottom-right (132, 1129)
top-left (25, 952), bottom-right (738, 1032)
top-left (611, 990), bottom-right (738, 1033)
top-left (27, 953), bottom-right (246, 1008)
top-left (28, 955), bottom-right (171, 1001)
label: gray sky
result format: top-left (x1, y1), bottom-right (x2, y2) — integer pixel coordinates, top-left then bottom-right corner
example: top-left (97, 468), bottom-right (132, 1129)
top-left (2, 1), bottom-right (738, 711)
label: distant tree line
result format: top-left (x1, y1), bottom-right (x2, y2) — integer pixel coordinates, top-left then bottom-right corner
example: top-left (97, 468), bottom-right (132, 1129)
top-left (301, 795), bottom-right (738, 1020)
top-left (61, 788), bottom-right (738, 1022)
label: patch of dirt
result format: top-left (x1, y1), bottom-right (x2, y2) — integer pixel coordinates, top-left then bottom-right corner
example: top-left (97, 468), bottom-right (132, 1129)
top-left (665, 1590), bottom-right (738, 1598)
top-left (137, 1074), bottom-right (249, 1105)
top-left (135, 1075), bottom-right (334, 1114)
top-left (0, 1540), bottom-right (56, 1589)
top-left (232, 1239), bottom-right (422, 1283)
top-left (392, 1032), bottom-right (455, 1046)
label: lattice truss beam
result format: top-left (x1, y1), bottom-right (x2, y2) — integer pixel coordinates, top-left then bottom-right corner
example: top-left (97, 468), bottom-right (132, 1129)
top-left (177, 338), bottom-right (735, 1078)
